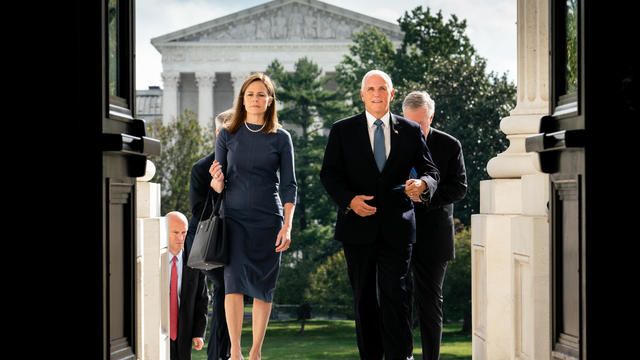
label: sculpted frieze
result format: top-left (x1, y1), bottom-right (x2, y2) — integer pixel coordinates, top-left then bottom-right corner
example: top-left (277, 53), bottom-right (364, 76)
top-left (176, 3), bottom-right (399, 43)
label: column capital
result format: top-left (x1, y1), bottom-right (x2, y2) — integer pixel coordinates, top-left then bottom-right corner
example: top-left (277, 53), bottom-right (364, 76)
top-left (161, 72), bottom-right (181, 88)
top-left (487, 0), bottom-right (550, 179)
top-left (196, 72), bottom-right (215, 130)
top-left (230, 72), bottom-right (249, 97)
top-left (511, 0), bottom-right (550, 115)
top-left (162, 72), bottom-right (180, 125)
top-left (231, 72), bottom-right (248, 83)
top-left (195, 72), bottom-right (216, 88)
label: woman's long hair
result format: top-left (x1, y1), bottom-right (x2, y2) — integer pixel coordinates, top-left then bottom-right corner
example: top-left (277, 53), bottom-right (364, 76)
top-left (226, 73), bottom-right (280, 134)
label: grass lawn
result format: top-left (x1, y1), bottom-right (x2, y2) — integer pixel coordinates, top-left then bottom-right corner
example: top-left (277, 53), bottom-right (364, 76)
top-left (191, 319), bottom-right (471, 359)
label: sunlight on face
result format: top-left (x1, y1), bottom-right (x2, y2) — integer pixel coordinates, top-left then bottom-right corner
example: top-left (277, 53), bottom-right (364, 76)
top-left (361, 75), bottom-right (395, 118)
top-left (168, 216), bottom-right (187, 255)
top-left (243, 80), bottom-right (272, 116)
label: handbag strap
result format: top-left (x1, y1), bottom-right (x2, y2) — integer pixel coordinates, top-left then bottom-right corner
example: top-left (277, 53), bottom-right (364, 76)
top-left (197, 187), bottom-right (213, 223)
top-left (212, 186), bottom-right (225, 216)
top-left (198, 186), bottom-right (225, 223)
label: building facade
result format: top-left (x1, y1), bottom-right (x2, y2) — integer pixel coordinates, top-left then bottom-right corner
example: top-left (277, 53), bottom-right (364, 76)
top-left (144, 0), bottom-right (403, 128)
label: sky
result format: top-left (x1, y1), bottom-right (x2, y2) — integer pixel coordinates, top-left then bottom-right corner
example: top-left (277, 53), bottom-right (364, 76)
top-left (135, 0), bottom-right (516, 90)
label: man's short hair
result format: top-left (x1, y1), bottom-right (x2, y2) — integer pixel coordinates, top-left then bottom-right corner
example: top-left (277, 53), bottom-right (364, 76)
top-left (215, 109), bottom-right (234, 130)
top-left (361, 70), bottom-right (394, 92)
top-left (402, 91), bottom-right (435, 119)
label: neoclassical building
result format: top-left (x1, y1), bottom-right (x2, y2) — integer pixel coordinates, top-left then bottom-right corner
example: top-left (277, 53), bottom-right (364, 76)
top-left (146, 0), bottom-right (403, 128)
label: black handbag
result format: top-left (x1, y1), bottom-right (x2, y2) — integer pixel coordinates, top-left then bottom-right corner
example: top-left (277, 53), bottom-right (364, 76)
top-left (187, 187), bottom-right (229, 270)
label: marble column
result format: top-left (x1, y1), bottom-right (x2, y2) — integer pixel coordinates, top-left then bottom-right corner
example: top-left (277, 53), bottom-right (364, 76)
top-left (486, 0), bottom-right (550, 179)
top-left (231, 72), bottom-right (249, 99)
top-left (196, 72), bottom-right (216, 130)
top-left (161, 72), bottom-right (180, 126)
top-left (472, 0), bottom-right (551, 359)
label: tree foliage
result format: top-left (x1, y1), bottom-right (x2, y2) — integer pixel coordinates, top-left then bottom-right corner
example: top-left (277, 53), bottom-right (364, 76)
top-left (147, 110), bottom-right (214, 219)
top-left (266, 58), bottom-right (349, 230)
top-left (334, 7), bottom-right (516, 224)
top-left (334, 27), bottom-right (396, 113)
top-left (266, 58), bottom-right (347, 306)
top-left (306, 249), bottom-right (354, 319)
top-left (395, 7), bottom-right (475, 82)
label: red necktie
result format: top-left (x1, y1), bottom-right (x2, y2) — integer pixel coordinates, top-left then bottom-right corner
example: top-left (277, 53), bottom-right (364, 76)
top-left (170, 255), bottom-right (178, 341)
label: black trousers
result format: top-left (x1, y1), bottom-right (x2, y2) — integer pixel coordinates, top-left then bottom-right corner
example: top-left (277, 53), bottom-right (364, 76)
top-left (205, 267), bottom-right (231, 360)
top-left (408, 246), bottom-right (448, 360)
top-left (170, 339), bottom-right (178, 360)
top-left (343, 240), bottom-right (414, 360)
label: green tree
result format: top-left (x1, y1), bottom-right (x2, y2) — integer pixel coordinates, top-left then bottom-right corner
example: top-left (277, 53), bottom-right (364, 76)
top-left (334, 7), bottom-right (516, 225)
top-left (267, 57), bottom-right (349, 229)
top-left (398, 57), bottom-right (514, 224)
top-left (266, 58), bottom-right (347, 307)
top-left (306, 249), bottom-right (354, 319)
top-left (442, 222), bottom-right (471, 334)
top-left (333, 27), bottom-right (396, 114)
top-left (394, 7), bottom-right (476, 83)
top-left (148, 110), bottom-right (214, 218)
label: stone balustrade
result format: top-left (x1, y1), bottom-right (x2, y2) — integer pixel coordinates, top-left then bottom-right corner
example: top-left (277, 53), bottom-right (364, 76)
top-left (471, 0), bottom-right (552, 359)
top-left (135, 160), bottom-right (170, 360)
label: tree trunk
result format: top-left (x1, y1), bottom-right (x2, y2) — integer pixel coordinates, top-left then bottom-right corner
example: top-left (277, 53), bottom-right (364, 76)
top-left (460, 312), bottom-right (471, 334)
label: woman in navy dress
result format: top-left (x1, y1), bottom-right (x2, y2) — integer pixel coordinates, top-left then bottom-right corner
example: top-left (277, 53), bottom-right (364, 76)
top-left (209, 73), bottom-right (297, 360)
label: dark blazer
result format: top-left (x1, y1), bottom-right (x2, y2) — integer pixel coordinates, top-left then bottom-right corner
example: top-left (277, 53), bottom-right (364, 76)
top-left (186, 152), bottom-right (218, 255)
top-left (414, 128), bottom-right (467, 261)
top-left (186, 151), bottom-right (231, 359)
top-left (320, 112), bottom-right (440, 246)
top-left (173, 248), bottom-right (209, 360)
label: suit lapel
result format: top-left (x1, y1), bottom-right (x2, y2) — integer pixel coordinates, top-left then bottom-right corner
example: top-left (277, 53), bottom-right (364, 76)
top-left (355, 112), bottom-right (380, 173)
top-left (179, 251), bottom-right (189, 304)
top-left (384, 113), bottom-right (401, 172)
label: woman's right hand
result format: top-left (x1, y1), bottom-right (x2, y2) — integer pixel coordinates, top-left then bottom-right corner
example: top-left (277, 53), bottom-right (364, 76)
top-left (209, 160), bottom-right (225, 193)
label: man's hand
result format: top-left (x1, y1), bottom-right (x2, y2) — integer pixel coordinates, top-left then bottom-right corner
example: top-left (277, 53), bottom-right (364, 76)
top-left (404, 179), bottom-right (427, 202)
top-left (192, 337), bottom-right (204, 351)
top-left (350, 195), bottom-right (376, 217)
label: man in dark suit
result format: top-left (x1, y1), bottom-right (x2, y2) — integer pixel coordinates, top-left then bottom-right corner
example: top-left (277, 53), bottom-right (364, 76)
top-left (402, 91), bottom-right (467, 360)
top-left (185, 110), bottom-right (233, 360)
top-left (167, 211), bottom-right (209, 360)
top-left (320, 70), bottom-right (440, 360)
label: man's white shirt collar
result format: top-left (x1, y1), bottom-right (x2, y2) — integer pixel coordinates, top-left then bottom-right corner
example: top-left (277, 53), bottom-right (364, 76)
top-left (365, 111), bottom-right (391, 128)
top-left (170, 249), bottom-right (183, 264)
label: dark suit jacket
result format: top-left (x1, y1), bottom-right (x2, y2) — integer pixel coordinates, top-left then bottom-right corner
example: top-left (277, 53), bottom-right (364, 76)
top-left (414, 128), bottom-right (467, 261)
top-left (174, 248), bottom-right (209, 360)
top-left (320, 112), bottom-right (440, 246)
top-left (186, 152), bottom-right (219, 255)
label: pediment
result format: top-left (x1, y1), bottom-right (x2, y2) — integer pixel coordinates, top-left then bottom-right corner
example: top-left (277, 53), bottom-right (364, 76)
top-left (151, 0), bottom-right (402, 45)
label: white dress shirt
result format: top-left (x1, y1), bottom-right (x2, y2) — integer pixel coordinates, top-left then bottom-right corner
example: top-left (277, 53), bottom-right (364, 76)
top-left (170, 249), bottom-right (183, 307)
top-left (365, 111), bottom-right (391, 159)
top-left (365, 110), bottom-right (431, 196)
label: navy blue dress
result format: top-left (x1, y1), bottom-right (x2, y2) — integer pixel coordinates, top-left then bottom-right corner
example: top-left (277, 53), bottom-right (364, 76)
top-left (215, 123), bottom-right (297, 302)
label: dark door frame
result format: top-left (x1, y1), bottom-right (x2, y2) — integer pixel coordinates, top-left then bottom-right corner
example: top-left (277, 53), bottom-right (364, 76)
top-left (527, 1), bottom-right (637, 358)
